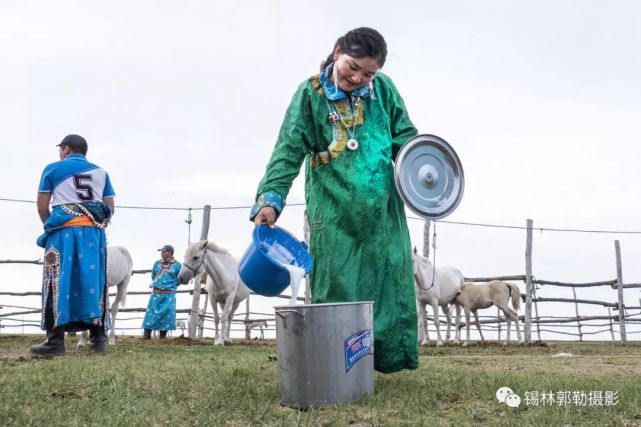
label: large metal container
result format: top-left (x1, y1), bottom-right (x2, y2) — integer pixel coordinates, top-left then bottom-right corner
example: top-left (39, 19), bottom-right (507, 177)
top-left (275, 302), bottom-right (374, 409)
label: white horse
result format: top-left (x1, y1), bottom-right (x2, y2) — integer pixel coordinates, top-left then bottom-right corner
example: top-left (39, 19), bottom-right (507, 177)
top-left (454, 280), bottom-right (523, 346)
top-left (246, 320), bottom-right (268, 339)
top-left (413, 248), bottom-right (465, 346)
top-left (177, 240), bottom-right (250, 346)
top-left (77, 246), bottom-right (133, 347)
top-left (176, 320), bottom-right (186, 336)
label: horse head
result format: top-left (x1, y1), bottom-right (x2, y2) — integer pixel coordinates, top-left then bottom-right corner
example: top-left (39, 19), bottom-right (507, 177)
top-left (178, 240), bottom-right (208, 284)
top-left (411, 247), bottom-right (432, 281)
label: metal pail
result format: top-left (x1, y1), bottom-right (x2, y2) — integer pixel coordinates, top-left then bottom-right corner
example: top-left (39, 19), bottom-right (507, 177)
top-left (275, 302), bottom-right (374, 409)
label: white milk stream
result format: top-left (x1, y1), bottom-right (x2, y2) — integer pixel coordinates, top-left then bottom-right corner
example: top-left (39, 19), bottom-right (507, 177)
top-left (265, 242), bottom-right (307, 305)
top-left (283, 263), bottom-right (306, 305)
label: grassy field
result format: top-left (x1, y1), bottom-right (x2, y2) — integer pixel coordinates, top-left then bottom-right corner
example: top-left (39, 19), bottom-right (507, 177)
top-left (1, 335), bottom-right (640, 426)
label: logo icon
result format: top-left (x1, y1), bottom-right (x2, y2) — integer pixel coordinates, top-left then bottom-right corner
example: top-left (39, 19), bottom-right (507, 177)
top-left (496, 386), bottom-right (521, 408)
top-left (344, 329), bottom-right (373, 372)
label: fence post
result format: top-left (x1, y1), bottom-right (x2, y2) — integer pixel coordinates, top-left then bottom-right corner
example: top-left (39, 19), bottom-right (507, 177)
top-left (608, 308), bottom-right (615, 341)
top-left (304, 210), bottom-right (311, 304)
top-left (188, 205), bottom-right (211, 339)
top-left (524, 219), bottom-right (533, 344)
top-left (245, 295), bottom-right (251, 339)
top-left (422, 220), bottom-right (432, 342)
top-left (614, 240), bottom-right (627, 343)
top-left (572, 287), bottom-right (583, 341)
top-left (533, 295), bottom-right (541, 342)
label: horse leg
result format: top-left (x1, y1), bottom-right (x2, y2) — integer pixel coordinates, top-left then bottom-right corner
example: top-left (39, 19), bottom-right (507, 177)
top-left (505, 305), bottom-right (523, 343)
top-left (219, 293), bottom-right (238, 345)
top-left (431, 300), bottom-right (444, 346)
top-left (515, 313), bottom-right (523, 344)
top-left (499, 303), bottom-right (521, 344)
top-left (473, 310), bottom-right (485, 343)
top-left (109, 299), bottom-right (118, 345)
top-left (109, 284), bottom-right (123, 345)
top-left (505, 314), bottom-right (511, 345)
top-left (77, 330), bottom-right (89, 348)
top-left (418, 303), bottom-right (428, 346)
top-left (463, 308), bottom-right (471, 346)
top-left (110, 272), bottom-right (131, 345)
top-left (212, 298), bottom-right (222, 346)
top-left (442, 304), bottom-right (452, 343)
top-left (224, 299), bottom-right (242, 344)
top-left (514, 313), bottom-right (522, 344)
top-left (454, 304), bottom-right (461, 344)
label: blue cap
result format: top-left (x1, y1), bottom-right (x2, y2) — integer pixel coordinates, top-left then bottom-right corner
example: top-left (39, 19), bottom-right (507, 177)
top-left (158, 245), bottom-right (174, 254)
top-left (57, 134), bottom-right (88, 150)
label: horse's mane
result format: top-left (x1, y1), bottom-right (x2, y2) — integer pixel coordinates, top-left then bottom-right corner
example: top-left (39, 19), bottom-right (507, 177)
top-left (185, 240), bottom-right (232, 257)
top-left (204, 240), bottom-right (231, 255)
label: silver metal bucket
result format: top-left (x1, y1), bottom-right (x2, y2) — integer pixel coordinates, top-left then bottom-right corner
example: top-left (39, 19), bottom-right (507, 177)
top-left (275, 302), bottom-right (374, 409)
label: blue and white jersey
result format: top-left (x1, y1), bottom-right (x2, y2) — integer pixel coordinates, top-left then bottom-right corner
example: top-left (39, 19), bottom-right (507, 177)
top-left (38, 154), bottom-right (115, 206)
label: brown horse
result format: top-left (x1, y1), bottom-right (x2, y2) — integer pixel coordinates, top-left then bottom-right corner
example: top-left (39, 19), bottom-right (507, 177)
top-left (453, 280), bottom-right (522, 346)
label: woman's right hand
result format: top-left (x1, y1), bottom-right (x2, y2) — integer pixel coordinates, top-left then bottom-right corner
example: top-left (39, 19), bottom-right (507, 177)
top-left (253, 206), bottom-right (277, 227)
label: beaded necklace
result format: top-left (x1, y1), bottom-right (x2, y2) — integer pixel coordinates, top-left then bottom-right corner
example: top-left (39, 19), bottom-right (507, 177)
top-left (326, 96), bottom-right (362, 151)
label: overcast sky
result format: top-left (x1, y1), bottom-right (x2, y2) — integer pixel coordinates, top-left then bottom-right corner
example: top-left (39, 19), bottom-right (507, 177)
top-left (1, 1), bottom-right (640, 340)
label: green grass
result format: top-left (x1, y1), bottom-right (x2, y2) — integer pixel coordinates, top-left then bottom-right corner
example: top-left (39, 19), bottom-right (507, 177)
top-left (1, 336), bottom-right (640, 426)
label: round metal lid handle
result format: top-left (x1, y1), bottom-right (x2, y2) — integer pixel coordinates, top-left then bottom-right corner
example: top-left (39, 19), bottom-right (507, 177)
top-left (419, 164), bottom-right (438, 189)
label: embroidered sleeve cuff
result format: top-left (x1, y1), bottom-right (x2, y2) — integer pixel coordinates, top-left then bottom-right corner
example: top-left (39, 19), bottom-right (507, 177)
top-left (249, 191), bottom-right (285, 221)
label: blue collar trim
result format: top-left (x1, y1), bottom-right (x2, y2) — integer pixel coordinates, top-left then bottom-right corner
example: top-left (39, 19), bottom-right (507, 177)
top-left (320, 64), bottom-right (371, 100)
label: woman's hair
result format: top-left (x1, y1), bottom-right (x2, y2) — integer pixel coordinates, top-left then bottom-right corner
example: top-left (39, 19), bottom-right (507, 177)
top-left (320, 27), bottom-right (388, 71)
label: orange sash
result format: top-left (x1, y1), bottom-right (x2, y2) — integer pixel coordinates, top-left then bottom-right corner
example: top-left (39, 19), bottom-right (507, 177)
top-left (63, 216), bottom-right (94, 227)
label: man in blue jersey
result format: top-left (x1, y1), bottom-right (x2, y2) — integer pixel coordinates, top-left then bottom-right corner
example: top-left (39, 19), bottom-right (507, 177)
top-left (32, 134), bottom-right (116, 355)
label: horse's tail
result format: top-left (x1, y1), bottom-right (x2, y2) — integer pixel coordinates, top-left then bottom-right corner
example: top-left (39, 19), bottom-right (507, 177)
top-left (114, 281), bottom-right (127, 308)
top-left (450, 269), bottom-right (465, 299)
top-left (506, 282), bottom-right (521, 311)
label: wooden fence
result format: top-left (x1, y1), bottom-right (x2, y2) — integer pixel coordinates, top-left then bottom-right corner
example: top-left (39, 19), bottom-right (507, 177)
top-left (2, 213), bottom-right (640, 343)
top-left (3, 261), bottom-right (639, 342)
top-left (420, 219), bottom-right (641, 343)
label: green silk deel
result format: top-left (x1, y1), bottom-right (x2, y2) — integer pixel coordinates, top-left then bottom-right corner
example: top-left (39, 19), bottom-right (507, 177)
top-left (255, 72), bottom-right (419, 373)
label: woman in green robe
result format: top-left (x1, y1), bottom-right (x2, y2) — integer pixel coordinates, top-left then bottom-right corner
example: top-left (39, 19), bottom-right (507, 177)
top-left (251, 27), bottom-right (418, 373)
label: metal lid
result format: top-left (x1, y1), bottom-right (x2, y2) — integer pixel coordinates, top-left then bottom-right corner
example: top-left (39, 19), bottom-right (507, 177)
top-left (394, 134), bottom-right (464, 219)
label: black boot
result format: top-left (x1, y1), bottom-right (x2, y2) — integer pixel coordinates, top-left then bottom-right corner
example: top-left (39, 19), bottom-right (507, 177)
top-left (89, 326), bottom-right (108, 352)
top-left (31, 327), bottom-right (65, 356)
top-left (141, 328), bottom-right (152, 340)
top-left (159, 330), bottom-right (168, 340)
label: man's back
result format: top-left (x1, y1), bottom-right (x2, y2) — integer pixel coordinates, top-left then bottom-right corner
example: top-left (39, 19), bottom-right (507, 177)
top-left (38, 154), bottom-right (114, 206)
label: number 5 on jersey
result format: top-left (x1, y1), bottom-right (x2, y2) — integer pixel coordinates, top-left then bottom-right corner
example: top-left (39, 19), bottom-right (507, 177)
top-left (73, 174), bottom-right (94, 200)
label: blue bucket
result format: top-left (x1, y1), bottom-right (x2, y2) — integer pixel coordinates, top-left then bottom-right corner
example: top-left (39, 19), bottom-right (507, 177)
top-left (238, 225), bottom-right (313, 297)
